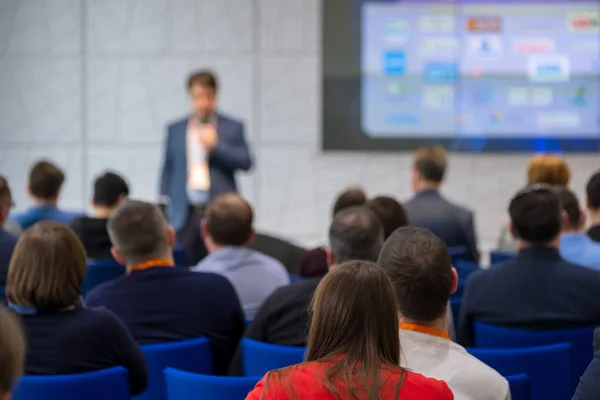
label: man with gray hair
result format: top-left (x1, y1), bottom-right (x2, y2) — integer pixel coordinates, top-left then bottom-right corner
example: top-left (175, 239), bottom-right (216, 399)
top-left (228, 205), bottom-right (384, 374)
top-left (85, 200), bottom-right (245, 375)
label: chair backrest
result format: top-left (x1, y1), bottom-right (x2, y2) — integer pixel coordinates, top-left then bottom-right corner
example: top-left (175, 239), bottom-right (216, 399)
top-left (451, 280), bottom-right (466, 299)
top-left (454, 260), bottom-right (481, 282)
top-left (134, 338), bottom-right (213, 400)
top-left (172, 244), bottom-right (188, 267)
top-left (448, 246), bottom-right (471, 263)
top-left (13, 367), bottom-right (129, 400)
top-left (490, 251), bottom-right (516, 265)
top-left (474, 322), bottom-right (595, 392)
top-left (450, 299), bottom-right (461, 334)
top-left (468, 343), bottom-right (571, 400)
top-left (506, 374), bottom-right (532, 400)
top-left (164, 368), bottom-right (259, 400)
top-left (83, 259), bottom-right (124, 294)
top-left (241, 339), bottom-right (305, 377)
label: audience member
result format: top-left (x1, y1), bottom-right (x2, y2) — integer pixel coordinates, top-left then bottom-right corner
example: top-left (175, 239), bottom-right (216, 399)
top-left (298, 186), bottom-right (367, 277)
top-left (246, 260), bottom-right (453, 400)
top-left (587, 170), bottom-right (600, 243)
top-left (86, 200), bottom-right (244, 375)
top-left (379, 227), bottom-right (509, 400)
top-left (404, 146), bottom-right (479, 262)
top-left (9, 161), bottom-right (79, 230)
top-left (497, 154), bottom-right (571, 251)
top-left (230, 206), bottom-right (384, 375)
top-left (573, 350), bottom-right (600, 400)
top-left (366, 195), bottom-right (409, 238)
top-left (0, 305), bottom-right (25, 400)
top-left (558, 188), bottom-right (600, 270)
top-left (191, 193), bottom-right (289, 319)
top-left (460, 184), bottom-right (600, 346)
top-left (0, 177), bottom-right (17, 284)
top-left (6, 221), bottom-right (147, 395)
top-left (71, 172), bottom-right (129, 259)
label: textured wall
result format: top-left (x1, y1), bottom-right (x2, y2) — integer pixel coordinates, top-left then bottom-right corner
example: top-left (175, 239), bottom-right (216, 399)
top-left (0, 0), bottom-right (597, 254)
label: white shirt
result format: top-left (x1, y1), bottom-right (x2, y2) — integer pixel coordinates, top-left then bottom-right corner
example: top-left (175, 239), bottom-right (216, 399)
top-left (400, 329), bottom-right (511, 400)
top-left (186, 120), bottom-right (210, 205)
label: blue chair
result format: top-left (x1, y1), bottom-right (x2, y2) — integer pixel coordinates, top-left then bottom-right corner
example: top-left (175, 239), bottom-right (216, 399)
top-left (468, 343), bottom-right (571, 400)
top-left (164, 368), bottom-right (259, 400)
top-left (454, 260), bottom-right (481, 281)
top-left (13, 367), bottom-right (129, 400)
top-left (83, 259), bottom-right (124, 294)
top-left (135, 338), bottom-right (213, 400)
top-left (450, 299), bottom-right (461, 333)
top-left (490, 251), bottom-right (515, 265)
top-left (289, 274), bottom-right (303, 283)
top-left (172, 244), bottom-right (188, 267)
top-left (506, 374), bottom-right (532, 400)
top-left (241, 339), bottom-right (305, 377)
top-left (474, 322), bottom-right (594, 392)
top-left (448, 246), bottom-right (471, 263)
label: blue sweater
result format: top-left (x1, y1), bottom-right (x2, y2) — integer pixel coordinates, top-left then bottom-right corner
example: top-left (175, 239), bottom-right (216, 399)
top-left (10, 205), bottom-right (80, 230)
top-left (86, 266), bottom-right (245, 374)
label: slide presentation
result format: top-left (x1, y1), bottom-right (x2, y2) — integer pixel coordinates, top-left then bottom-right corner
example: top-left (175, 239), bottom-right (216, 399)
top-left (323, 0), bottom-right (600, 152)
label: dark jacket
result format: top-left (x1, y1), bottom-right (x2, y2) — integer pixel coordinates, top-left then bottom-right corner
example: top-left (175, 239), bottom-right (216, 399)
top-left (459, 248), bottom-right (600, 346)
top-left (404, 190), bottom-right (479, 262)
top-left (0, 229), bottom-right (17, 284)
top-left (229, 278), bottom-right (321, 375)
top-left (86, 266), bottom-right (245, 375)
top-left (70, 217), bottom-right (112, 260)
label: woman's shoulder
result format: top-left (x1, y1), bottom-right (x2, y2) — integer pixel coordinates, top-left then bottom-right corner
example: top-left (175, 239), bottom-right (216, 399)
top-left (398, 369), bottom-right (454, 399)
top-left (67, 306), bottom-right (128, 335)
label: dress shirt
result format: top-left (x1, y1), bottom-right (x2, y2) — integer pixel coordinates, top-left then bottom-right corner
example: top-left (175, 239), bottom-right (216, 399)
top-left (186, 118), bottom-right (210, 205)
top-left (560, 232), bottom-right (600, 270)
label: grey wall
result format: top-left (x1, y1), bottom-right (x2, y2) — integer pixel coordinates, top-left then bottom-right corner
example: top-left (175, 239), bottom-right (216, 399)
top-left (0, 0), bottom-right (597, 254)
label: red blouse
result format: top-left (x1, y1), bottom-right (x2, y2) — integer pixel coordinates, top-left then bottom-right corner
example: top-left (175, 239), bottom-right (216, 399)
top-left (245, 361), bottom-right (453, 400)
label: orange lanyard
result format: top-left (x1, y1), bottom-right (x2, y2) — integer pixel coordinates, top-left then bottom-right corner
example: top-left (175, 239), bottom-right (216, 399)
top-left (399, 323), bottom-right (450, 340)
top-left (129, 258), bottom-right (175, 274)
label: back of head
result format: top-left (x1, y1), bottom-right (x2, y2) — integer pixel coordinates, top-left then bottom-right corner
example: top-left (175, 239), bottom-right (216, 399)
top-left (305, 260), bottom-right (403, 399)
top-left (204, 193), bottom-right (253, 246)
top-left (332, 187), bottom-right (367, 217)
top-left (0, 176), bottom-right (13, 225)
top-left (509, 184), bottom-right (562, 245)
top-left (7, 221), bottom-right (86, 311)
top-left (0, 305), bottom-right (25, 398)
top-left (28, 160), bottom-right (65, 200)
top-left (587, 170), bottom-right (600, 212)
top-left (367, 196), bottom-right (409, 239)
top-left (556, 188), bottom-right (582, 231)
top-left (328, 206), bottom-right (384, 263)
top-left (413, 146), bottom-right (447, 183)
top-left (107, 200), bottom-right (170, 265)
top-left (527, 154), bottom-right (570, 186)
top-left (378, 227), bottom-right (453, 323)
top-left (93, 172), bottom-right (129, 208)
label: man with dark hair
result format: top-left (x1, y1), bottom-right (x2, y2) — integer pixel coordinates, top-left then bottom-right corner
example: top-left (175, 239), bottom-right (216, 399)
top-left (587, 170), bottom-right (600, 243)
top-left (71, 171), bottom-right (130, 259)
top-left (191, 193), bottom-right (289, 318)
top-left (10, 160), bottom-right (79, 230)
top-left (0, 177), bottom-right (17, 283)
top-left (299, 186), bottom-right (368, 277)
top-left (403, 146), bottom-right (479, 262)
top-left (379, 227), bottom-right (509, 400)
top-left (460, 184), bottom-right (600, 346)
top-left (367, 195), bottom-right (409, 239)
top-left (86, 200), bottom-right (244, 375)
top-left (229, 205), bottom-right (384, 375)
top-left (160, 70), bottom-right (252, 265)
top-left (558, 188), bottom-right (600, 270)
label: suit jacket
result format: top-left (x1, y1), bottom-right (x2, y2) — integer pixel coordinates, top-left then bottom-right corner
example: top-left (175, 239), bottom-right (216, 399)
top-left (459, 247), bottom-right (600, 346)
top-left (159, 114), bottom-right (252, 231)
top-left (0, 229), bottom-right (17, 284)
top-left (404, 190), bottom-right (479, 262)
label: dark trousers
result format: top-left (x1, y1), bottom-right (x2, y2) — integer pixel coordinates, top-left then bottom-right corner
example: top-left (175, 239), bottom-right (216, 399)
top-left (176, 207), bottom-right (208, 266)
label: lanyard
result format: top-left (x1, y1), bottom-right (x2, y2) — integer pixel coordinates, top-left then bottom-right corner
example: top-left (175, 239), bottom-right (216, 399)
top-left (399, 323), bottom-right (450, 340)
top-left (129, 258), bottom-right (175, 274)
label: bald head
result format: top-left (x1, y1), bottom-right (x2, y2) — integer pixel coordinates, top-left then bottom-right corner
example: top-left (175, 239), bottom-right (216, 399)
top-left (204, 193), bottom-right (254, 246)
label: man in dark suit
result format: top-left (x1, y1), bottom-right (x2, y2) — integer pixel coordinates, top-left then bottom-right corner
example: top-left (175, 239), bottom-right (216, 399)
top-left (229, 206), bottom-right (384, 375)
top-left (160, 70), bottom-right (252, 264)
top-left (0, 177), bottom-right (17, 284)
top-left (459, 184), bottom-right (600, 346)
top-left (586, 170), bottom-right (600, 243)
top-left (403, 146), bottom-right (479, 262)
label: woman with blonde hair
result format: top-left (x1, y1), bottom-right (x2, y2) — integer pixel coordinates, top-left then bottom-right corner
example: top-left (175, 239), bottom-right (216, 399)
top-left (246, 260), bottom-right (453, 400)
top-left (6, 221), bottom-right (148, 396)
top-left (497, 154), bottom-right (571, 251)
